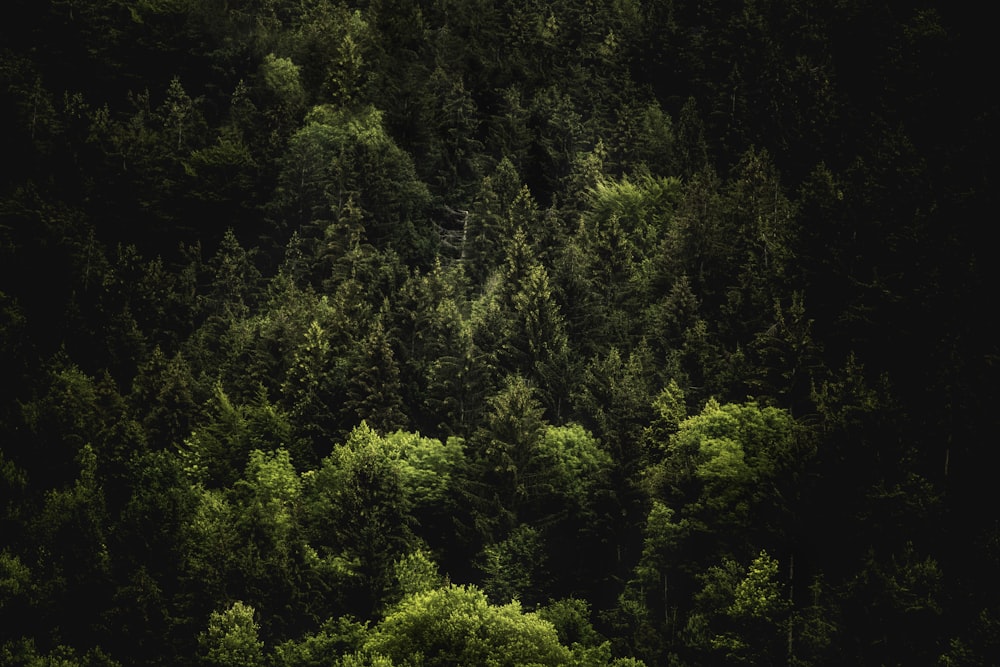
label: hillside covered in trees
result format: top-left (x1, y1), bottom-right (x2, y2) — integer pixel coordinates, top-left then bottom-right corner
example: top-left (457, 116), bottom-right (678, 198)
top-left (1, 1), bottom-right (997, 665)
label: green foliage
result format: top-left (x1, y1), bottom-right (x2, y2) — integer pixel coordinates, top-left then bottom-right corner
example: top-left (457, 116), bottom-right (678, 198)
top-left (656, 398), bottom-right (810, 538)
top-left (199, 601), bottom-right (264, 667)
top-left (383, 430), bottom-right (465, 510)
top-left (467, 375), bottom-right (548, 533)
top-left (392, 549), bottom-right (442, 599)
top-left (643, 380), bottom-right (687, 460)
top-left (271, 104), bottom-right (431, 258)
top-left (572, 345), bottom-right (655, 465)
top-left (0, 550), bottom-right (32, 607)
top-left (240, 449), bottom-right (301, 545)
top-left (0, 637), bottom-right (122, 667)
top-left (131, 347), bottom-right (199, 450)
top-left (536, 423), bottom-right (612, 503)
top-left (624, 398), bottom-right (814, 663)
top-left (271, 616), bottom-right (369, 667)
top-left (344, 313), bottom-right (408, 433)
top-left (337, 652), bottom-right (397, 667)
top-left (260, 54), bottom-right (306, 112)
top-left (364, 584), bottom-right (572, 666)
top-left (0, 1), bottom-right (992, 665)
top-left (479, 523), bottom-right (546, 605)
top-left (182, 486), bottom-right (240, 604)
top-left (29, 443), bottom-right (113, 645)
top-left (684, 550), bottom-right (790, 665)
top-left (180, 383), bottom-right (293, 487)
top-left (293, 3), bottom-right (371, 106)
top-left (305, 424), bottom-right (417, 614)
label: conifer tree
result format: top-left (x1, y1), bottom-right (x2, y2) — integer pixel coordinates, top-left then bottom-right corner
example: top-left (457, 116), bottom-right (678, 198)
top-left (345, 313), bottom-right (408, 434)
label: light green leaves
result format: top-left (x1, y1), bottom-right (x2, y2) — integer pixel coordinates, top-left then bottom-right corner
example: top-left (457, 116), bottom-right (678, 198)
top-left (687, 550), bottom-right (789, 665)
top-left (365, 584), bottom-right (572, 667)
top-left (384, 430), bottom-right (465, 509)
top-left (729, 550), bottom-right (784, 621)
top-left (200, 601), bottom-right (264, 667)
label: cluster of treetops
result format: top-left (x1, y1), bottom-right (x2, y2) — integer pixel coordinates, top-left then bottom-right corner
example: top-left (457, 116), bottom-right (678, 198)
top-left (0, 0), bottom-right (996, 665)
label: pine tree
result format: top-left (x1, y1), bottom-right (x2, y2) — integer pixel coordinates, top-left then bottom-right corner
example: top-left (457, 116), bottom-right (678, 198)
top-left (345, 313), bottom-right (408, 434)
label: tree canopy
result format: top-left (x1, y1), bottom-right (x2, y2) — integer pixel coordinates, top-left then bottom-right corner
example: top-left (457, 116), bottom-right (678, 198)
top-left (0, 1), bottom-right (996, 665)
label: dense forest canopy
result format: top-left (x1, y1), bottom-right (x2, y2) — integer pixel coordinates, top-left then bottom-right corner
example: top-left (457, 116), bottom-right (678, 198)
top-left (1, 1), bottom-right (997, 665)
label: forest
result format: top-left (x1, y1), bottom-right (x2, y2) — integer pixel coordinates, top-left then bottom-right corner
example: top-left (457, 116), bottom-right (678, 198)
top-left (0, 0), bottom-right (996, 665)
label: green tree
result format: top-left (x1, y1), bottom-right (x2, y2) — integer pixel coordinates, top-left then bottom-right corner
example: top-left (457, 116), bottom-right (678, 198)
top-left (182, 126), bottom-right (259, 224)
top-left (344, 313), bottom-right (408, 433)
top-left (258, 53), bottom-right (307, 143)
top-left (199, 601), bottom-right (264, 667)
top-left (270, 105), bottom-right (431, 259)
top-left (469, 225), bottom-right (574, 419)
top-left (0, 637), bottom-right (122, 667)
top-left (574, 171), bottom-right (683, 348)
top-left (627, 398), bottom-right (813, 662)
top-left (415, 66), bottom-right (484, 202)
top-left (571, 345), bottom-right (655, 467)
top-left (467, 375), bottom-right (547, 536)
top-left (181, 486), bottom-right (241, 619)
top-left (529, 85), bottom-right (586, 193)
top-left (391, 260), bottom-right (477, 434)
top-left (719, 148), bottom-right (799, 346)
top-left (614, 101), bottom-right (677, 177)
top-left (653, 398), bottom-right (810, 550)
top-left (659, 167), bottom-right (731, 312)
top-left (288, 2), bottom-right (371, 106)
top-left (535, 423), bottom-right (613, 512)
top-left (486, 85), bottom-right (533, 174)
top-left (28, 444), bottom-right (113, 649)
top-left (383, 430), bottom-right (465, 511)
top-left (271, 615), bottom-right (370, 667)
top-left (675, 97), bottom-right (711, 179)
top-left (159, 76), bottom-right (203, 155)
top-left (108, 449), bottom-right (200, 664)
top-left (281, 319), bottom-right (344, 454)
top-left (478, 523), bottom-right (547, 605)
top-left (420, 296), bottom-right (489, 437)
top-left (462, 158), bottom-right (527, 285)
top-left (229, 448), bottom-right (326, 641)
top-left (534, 422), bottom-right (621, 600)
top-left (684, 550), bottom-right (790, 666)
top-left (364, 584), bottom-right (573, 666)
top-left (304, 424), bottom-right (416, 615)
top-left (180, 383), bottom-right (293, 488)
top-left (642, 380), bottom-right (688, 463)
top-left (747, 292), bottom-right (826, 414)
top-left (202, 228), bottom-right (263, 324)
top-left (392, 549), bottom-right (443, 600)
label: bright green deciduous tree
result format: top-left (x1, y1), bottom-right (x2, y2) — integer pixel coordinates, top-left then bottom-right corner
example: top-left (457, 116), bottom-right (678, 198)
top-left (652, 398), bottom-right (811, 545)
top-left (625, 398), bottom-right (813, 663)
top-left (364, 584), bottom-right (572, 666)
top-left (199, 600), bottom-right (264, 667)
top-left (304, 423), bottom-right (416, 615)
top-left (536, 422), bottom-right (612, 506)
top-left (383, 430), bottom-right (465, 510)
